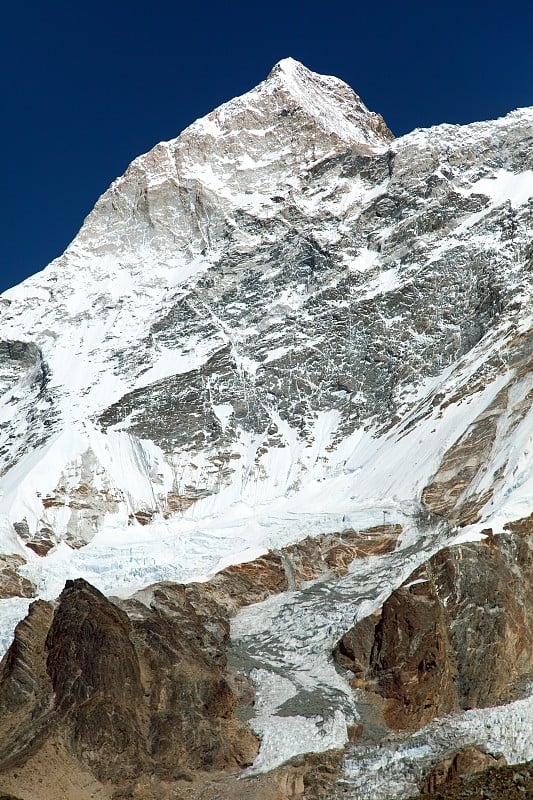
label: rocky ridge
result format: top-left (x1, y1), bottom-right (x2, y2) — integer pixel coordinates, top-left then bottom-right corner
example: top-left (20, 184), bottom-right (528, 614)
top-left (0, 577), bottom-right (257, 796)
top-left (0, 516), bottom-right (532, 799)
top-left (411, 758), bottom-right (533, 800)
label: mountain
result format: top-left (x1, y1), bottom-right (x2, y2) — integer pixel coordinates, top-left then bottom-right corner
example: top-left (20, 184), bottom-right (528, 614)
top-left (0, 58), bottom-right (532, 799)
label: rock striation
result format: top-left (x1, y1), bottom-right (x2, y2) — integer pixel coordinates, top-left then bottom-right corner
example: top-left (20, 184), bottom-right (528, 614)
top-left (412, 758), bottom-right (533, 800)
top-left (418, 746), bottom-right (507, 795)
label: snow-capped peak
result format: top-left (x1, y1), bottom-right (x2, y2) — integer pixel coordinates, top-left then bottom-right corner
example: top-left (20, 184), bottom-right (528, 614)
top-left (260, 57), bottom-right (393, 147)
top-left (0, 58), bottom-right (531, 625)
top-left (190, 56), bottom-right (393, 151)
top-left (0, 57), bottom-right (532, 791)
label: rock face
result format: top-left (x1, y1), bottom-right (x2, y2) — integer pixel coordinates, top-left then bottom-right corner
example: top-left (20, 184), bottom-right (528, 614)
top-left (334, 516), bottom-right (533, 730)
top-left (0, 521), bottom-right (401, 787)
top-left (413, 759), bottom-right (533, 800)
top-left (419, 746), bottom-right (507, 795)
top-left (46, 579), bottom-right (150, 780)
top-left (0, 599), bottom-right (55, 771)
top-left (121, 581), bottom-right (257, 776)
top-left (0, 577), bottom-right (257, 793)
top-left (0, 555), bottom-right (35, 599)
top-left (337, 572), bottom-right (459, 729)
top-left (0, 523), bottom-right (407, 796)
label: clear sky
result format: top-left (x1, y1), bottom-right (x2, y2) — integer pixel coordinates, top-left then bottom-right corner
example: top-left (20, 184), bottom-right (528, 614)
top-left (1, 0), bottom-right (532, 293)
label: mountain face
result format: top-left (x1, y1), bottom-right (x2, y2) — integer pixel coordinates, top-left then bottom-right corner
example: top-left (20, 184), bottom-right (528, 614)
top-left (0, 59), bottom-right (532, 799)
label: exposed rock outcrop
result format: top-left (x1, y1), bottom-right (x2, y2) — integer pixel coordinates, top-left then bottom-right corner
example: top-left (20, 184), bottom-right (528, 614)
top-left (185, 523), bottom-right (401, 617)
top-left (119, 581), bottom-right (258, 776)
top-left (0, 58), bottom-right (532, 800)
top-left (412, 758), bottom-right (533, 800)
top-left (0, 599), bottom-right (55, 771)
top-left (334, 517), bottom-right (533, 730)
top-left (419, 746), bottom-right (507, 795)
top-left (0, 577), bottom-right (258, 792)
top-left (1, 60), bottom-right (531, 558)
top-left (0, 519), bottom-right (401, 796)
top-left (46, 579), bottom-right (151, 780)
top-left (422, 332), bottom-right (533, 528)
top-left (0, 555), bottom-right (35, 599)
top-left (282, 524), bottom-right (401, 585)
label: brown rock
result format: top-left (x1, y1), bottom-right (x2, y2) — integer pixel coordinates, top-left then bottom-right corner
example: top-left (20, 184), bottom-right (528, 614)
top-left (186, 552), bottom-right (289, 616)
top-left (420, 746), bottom-right (506, 794)
top-left (182, 523), bottom-right (401, 620)
top-left (283, 524), bottom-right (401, 585)
top-left (335, 610), bottom-right (382, 685)
top-left (0, 736), bottom-right (112, 800)
top-left (24, 538), bottom-right (54, 557)
top-left (0, 555), bottom-right (36, 599)
top-left (0, 576), bottom-right (258, 791)
top-left (504, 512), bottom-right (533, 537)
top-left (12, 518), bottom-right (55, 557)
top-left (334, 521), bottom-right (533, 730)
top-left (422, 336), bottom-right (533, 530)
top-left (374, 580), bottom-right (459, 728)
top-left (335, 572), bottom-right (459, 729)
top-left (0, 600), bottom-right (55, 771)
top-left (132, 510), bottom-right (153, 526)
top-left (421, 411), bottom-right (499, 526)
top-left (123, 582), bottom-right (258, 775)
top-left (411, 758), bottom-right (533, 800)
top-left (45, 578), bottom-right (151, 780)
top-left (346, 723), bottom-right (364, 741)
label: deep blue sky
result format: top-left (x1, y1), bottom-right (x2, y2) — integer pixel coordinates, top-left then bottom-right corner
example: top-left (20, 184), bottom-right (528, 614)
top-left (1, 0), bottom-right (532, 293)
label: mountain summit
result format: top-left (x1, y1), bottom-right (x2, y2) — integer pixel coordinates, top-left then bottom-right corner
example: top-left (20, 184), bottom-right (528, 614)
top-left (262, 56), bottom-right (394, 145)
top-left (0, 60), bottom-right (532, 799)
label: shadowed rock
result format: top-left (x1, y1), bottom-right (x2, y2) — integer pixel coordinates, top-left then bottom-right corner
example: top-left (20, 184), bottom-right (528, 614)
top-left (0, 576), bottom-right (258, 790)
top-left (46, 578), bottom-right (151, 779)
top-left (412, 758), bottom-right (533, 800)
top-left (334, 516), bottom-right (533, 730)
top-left (0, 600), bottom-right (55, 771)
